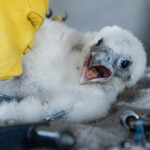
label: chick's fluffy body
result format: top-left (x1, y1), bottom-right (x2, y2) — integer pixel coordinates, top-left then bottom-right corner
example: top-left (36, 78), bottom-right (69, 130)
top-left (0, 20), bottom-right (146, 123)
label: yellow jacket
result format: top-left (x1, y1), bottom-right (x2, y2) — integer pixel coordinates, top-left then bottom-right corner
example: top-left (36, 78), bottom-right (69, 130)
top-left (0, 0), bottom-right (49, 80)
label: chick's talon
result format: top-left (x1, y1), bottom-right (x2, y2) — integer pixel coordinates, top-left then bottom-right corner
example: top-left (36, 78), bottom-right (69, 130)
top-left (52, 12), bottom-right (68, 22)
top-left (46, 8), bottom-right (53, 18)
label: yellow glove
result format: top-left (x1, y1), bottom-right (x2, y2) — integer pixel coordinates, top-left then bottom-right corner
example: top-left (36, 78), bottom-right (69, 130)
top-left (0, 0), bottom-right (49, 80)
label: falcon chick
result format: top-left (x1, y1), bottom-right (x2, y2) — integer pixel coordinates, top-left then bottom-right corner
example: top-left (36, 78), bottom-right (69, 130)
top-left (0, 20), bottom-right (146, 123)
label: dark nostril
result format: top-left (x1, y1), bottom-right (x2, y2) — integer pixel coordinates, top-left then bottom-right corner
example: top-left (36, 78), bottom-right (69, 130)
top-left (96, 38), bottom-right (103, 47)
top-left (107, 57), bottom-right (110, 61)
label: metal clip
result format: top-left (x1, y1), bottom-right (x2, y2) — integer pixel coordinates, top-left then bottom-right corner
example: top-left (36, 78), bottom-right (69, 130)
top-left (45, 110), bottom-right (68, 121)
top-left (120, 110), bottom-right (139, 129)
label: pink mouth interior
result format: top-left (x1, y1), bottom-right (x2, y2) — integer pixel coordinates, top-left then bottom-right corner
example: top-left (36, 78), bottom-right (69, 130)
top-left (80, 54), bottom-right (112, 84)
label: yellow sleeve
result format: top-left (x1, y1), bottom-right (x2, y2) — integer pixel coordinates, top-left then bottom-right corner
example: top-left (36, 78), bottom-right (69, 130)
top-left (0, 48), bottom-right (23, 81)
top-left (0, 0), bottom-right (49, 80)
top-left (27, 0), bottom-right (49, 31)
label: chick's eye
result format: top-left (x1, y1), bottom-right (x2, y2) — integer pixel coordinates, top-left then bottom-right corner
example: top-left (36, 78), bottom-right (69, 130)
top-left (121, 60), bottom-right (130, 69)
top-left (117, 57), bottom-right (131, 71)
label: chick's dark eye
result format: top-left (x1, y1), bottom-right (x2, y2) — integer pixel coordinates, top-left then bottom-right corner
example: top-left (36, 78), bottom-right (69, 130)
top-left (121, 60), bottom-right (130, 69)
top-left (117, 57), bottom-right (132, 71)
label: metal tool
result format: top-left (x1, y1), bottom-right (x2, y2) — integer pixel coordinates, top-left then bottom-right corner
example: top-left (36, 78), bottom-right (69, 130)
top-left (0, 122), bottom-right (75, 150)
top-left (121, 110), bottom-right (150, 133)
top-left (108, 111), bottom-right (150, 150)
top-left (0, 94), bottom-right (21, 102)
top-left (120, 110), bottom-right (150, 149)
top-left (0, 94), bottom-right (74, 149)
top-left (27, 125), bottom-right (75, 149)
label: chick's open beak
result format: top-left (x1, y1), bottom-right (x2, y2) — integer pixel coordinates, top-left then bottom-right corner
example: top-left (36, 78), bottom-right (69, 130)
top-left (80, 54), bottom-right (112, 84)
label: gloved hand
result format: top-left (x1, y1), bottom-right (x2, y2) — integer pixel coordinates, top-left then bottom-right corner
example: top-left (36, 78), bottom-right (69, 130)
top-left (0, 0), bottom-right (49, 80)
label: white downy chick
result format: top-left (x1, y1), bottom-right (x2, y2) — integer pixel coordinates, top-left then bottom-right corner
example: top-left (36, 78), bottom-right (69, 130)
top-left (0, 20), bottom-right (146, 123)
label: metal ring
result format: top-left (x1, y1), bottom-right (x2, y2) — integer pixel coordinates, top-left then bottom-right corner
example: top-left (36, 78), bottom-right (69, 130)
top-left (121, 110), bottom-right (139, 129)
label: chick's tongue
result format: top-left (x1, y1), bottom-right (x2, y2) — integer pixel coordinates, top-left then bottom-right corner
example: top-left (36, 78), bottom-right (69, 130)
top-left (86, 67), bottom-right (99, 79)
